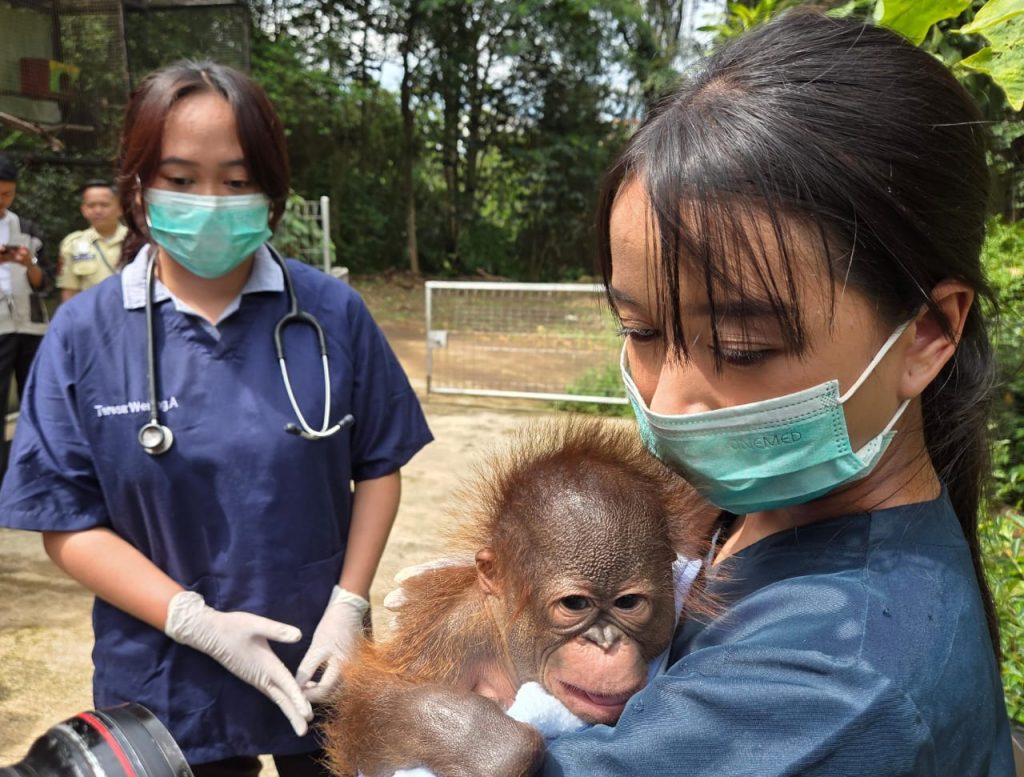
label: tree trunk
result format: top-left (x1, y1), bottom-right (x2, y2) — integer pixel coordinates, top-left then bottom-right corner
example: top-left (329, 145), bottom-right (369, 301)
top-left (463, 51), bottom-right (484, 217)
top-left (400, 0), bottom-right (421, 275)
top-left (441, 90), bottom-right (460, 263)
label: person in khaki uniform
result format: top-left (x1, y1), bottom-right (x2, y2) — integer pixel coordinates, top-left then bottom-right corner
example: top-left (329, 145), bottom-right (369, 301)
top-left (58, 179), bottom-right (126, 302)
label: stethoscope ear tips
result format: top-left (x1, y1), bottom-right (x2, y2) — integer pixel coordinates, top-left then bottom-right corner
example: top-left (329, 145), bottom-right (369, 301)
top-left (139, 422), bottom-right (174, 456)
top-left (284, 415), bottom-right (354, 440)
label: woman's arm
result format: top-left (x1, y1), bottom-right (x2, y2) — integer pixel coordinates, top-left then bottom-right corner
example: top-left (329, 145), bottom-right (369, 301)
top-left (339, 470), bottom-right (402, 598)
top-left (44, 526), bottom-right (314, 733)
top-left (293, 471), bottom-right (402, 702)
top-left (42, 527), bottom-right (183, 629)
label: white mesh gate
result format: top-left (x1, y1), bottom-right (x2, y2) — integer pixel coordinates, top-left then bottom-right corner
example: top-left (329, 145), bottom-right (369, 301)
top-left (425, 281), bottom-right (628, 405)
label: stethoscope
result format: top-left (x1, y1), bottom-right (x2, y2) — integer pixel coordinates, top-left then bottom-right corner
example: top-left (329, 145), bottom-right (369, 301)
top-left (137, 244), bottom-right (355, 455)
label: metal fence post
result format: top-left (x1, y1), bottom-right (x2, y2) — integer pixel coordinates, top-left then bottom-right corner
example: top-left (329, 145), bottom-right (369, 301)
top-left (320, 195), bottom-right (331, 273)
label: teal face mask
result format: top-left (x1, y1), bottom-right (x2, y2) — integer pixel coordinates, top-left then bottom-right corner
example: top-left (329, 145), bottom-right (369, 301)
top-left (621, 321), bottom-right (912, 515)
top-left (144, 189), bottom-right (272, 279)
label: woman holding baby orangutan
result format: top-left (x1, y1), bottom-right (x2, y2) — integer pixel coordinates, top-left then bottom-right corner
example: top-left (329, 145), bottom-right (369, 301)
top-left (380, 11), bottom-right (1014, 777)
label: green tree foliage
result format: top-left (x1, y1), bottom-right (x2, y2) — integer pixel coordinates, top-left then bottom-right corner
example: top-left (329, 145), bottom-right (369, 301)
top-left (251, 25), bottom-right (409, 273)
top-left (980, 507), bottom-right (1024, 722)
top-left (983, 218), bottom-right (1024, 512)
top-left (249, 0), bottom-right (656, 278)
top-left (124, 5), bottom-right (251, 82)
top-left (57, 9), bottom-right (131, 154)
top-left (875, 0), bottom-right (973, 44)
top-left (274, 191), bottom-right (337, 266)
top-left (953, 0), bottom-right (1024, 109)
top-left (699, 0), bottom-right (807, 41)
top-left (803, 5), bottom-right (1024, 215)
top-left (980, 220), bottom-right (1024, 724)
top-left (252, 0), bottom-right (1021, 280)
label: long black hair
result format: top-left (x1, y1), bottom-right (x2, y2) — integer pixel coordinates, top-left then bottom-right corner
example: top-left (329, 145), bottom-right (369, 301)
top-left (598, 11), bottom-right (999, 653)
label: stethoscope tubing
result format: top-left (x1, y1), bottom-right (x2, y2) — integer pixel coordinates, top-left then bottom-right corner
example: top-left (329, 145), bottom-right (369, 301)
top-left (138, 252), bottom-right (174, 455)
top-left (138, 244), bottom-right (353, 456)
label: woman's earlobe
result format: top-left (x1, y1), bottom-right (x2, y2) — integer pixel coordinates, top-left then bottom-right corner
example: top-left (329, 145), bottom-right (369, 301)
top-left (899, 281), bottom-right (974, 399)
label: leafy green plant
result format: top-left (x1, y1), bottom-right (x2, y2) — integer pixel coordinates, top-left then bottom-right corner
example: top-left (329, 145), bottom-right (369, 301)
top-left (954, 0), bottom-right (1024, 110)
top-left (553, 361), bottom-right (633, 417)
top-left (980, 218), bottom-right (1024, 723)
top-left (699, 0), bottom-right (807, 41)
top-left (980, 507), bottom-right (1024, 723)
top-left (982, 218), bottom-right (1024, 511)
top-left (872, 0), bottom-right (973, 44)
top-left (821, 0), bottom-right (1024, 110)
top-left (274, 191), bottom-right (336, 267)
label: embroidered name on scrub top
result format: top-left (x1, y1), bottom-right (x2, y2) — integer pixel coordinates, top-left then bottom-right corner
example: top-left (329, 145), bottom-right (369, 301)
top-left (94, 397), bottom-right (179, 418)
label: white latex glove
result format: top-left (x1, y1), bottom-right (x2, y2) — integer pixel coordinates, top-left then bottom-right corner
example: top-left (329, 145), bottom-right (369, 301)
top-left (295, 586), bottom-right (369, 703)
top-left (164, 590), bottom-right (313, 736)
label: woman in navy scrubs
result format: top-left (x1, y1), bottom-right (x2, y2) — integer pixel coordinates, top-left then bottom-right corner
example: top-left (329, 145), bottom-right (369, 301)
top-left (0, 62), bottom-right (432, 776)
top-left (545, 12), bottom-right (1015, 775)
top-left (384, 12), bottom-right (1014, 776)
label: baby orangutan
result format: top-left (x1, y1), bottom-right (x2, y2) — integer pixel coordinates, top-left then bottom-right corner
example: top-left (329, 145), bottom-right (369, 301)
top-left (323, 418), bottom-right (717, 777)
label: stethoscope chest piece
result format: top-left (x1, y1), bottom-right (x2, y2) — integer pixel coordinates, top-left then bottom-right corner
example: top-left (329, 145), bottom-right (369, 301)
top-left (139, 421), bottom-right (174, 456)
top-left (137, 244), bottom-right (352, 456)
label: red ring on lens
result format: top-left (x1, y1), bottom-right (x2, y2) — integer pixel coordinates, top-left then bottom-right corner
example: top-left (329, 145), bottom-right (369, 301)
top-left (77, 712), bottom-right (139, 777)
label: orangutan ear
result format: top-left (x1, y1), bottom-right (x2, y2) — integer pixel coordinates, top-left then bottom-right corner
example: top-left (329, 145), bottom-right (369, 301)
top-left (899, 280), bottom-right (974, 401)
top-left (475, 548), bottom-right (500, 596)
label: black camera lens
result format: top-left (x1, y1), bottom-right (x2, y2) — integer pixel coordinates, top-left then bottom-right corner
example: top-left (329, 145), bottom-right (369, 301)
top-left (0, 703), bottom-right (193, 777)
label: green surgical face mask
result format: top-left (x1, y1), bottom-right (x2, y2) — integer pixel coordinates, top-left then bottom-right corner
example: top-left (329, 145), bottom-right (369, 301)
top-left (621, 320), bottom-right (913, 515)
top-left (144, 188), bottom-right (271, 279)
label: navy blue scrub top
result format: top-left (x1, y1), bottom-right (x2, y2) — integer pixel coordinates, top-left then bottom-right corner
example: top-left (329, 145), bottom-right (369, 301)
top-left (544, 492), bottom-right (1015, 776)
top-left (0, 249), bottom-right (433, 763)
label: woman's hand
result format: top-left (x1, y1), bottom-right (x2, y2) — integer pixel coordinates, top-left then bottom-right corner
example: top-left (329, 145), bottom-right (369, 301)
top-left (43, 528), bottom-right (314, 734)
top-left (164, 590), bottom-right (314, 735)
top-left (295, 586), bottom-right (369, 702)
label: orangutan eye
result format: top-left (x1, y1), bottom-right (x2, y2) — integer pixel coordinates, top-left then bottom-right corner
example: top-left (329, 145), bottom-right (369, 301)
top-left (560, 595), bottom-right (590, 611)
top-left (614, 594), bottom-right (641, 610)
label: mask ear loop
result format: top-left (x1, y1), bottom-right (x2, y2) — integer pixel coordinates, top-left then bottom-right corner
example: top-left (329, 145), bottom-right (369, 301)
top-left (839, 316), bottom-right (916, 435)
top-left (839, 317), bottom-right (915, 403)
top-left (135, 174), bottom-right (156, 238)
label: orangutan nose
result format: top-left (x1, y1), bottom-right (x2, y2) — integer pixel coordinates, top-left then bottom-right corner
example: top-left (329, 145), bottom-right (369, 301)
top-left (582, 623), bottom-right (623, 651)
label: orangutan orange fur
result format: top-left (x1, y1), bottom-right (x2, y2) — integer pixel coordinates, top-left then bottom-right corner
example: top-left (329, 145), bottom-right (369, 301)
top-left (322, 418), bottom-right (718, 777)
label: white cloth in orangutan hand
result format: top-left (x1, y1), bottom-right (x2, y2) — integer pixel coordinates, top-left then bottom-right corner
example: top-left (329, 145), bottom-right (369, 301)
top-left (506, 680), bottom-right (590, 736)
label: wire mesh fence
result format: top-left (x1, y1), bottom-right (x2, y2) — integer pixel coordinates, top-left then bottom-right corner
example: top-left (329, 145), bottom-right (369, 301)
top-left (1, 0), bottom-right (249, 157)
top-left (124, 1), bottom-right (250, 85)
top-left (425, 281), bottom-right (627, 405)
top-left (1, 0), bottom-right (129, 152)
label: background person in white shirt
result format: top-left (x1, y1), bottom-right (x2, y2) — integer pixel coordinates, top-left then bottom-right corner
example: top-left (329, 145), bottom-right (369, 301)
top-left (0, 153), bottom-right (50, 482)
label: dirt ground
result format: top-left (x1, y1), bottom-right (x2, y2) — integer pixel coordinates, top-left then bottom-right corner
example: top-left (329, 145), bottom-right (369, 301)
top-left (0, 275), bottom-right (555, 767)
